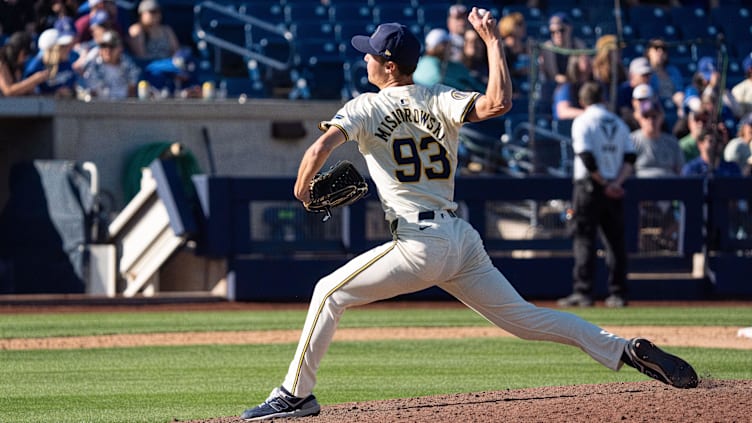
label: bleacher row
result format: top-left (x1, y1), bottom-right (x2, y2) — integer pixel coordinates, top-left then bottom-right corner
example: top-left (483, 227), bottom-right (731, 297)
top-left (158, 0), bottom-right (751, 176)
top-left (169, 0), bottom-right (752, 100)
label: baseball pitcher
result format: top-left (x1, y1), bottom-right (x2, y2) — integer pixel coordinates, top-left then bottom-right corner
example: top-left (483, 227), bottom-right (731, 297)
top-left (240, 7), bottom-right (697, 421)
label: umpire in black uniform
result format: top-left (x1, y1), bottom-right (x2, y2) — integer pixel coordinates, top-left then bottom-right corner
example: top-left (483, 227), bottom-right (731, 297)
top-left (558, 82), bottom-right (636, 308)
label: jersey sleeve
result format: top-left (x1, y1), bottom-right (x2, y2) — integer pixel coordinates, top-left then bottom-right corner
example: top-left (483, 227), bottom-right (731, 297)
top-left (434, 85), bottom-right (480, 127)
top-left (318, 95), bottom-right (370, 142)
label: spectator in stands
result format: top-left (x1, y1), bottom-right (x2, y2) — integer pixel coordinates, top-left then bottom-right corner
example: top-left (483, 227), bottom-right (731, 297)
top-left (644, 38), bottom-right (684, 119)
top-left (80, 30), bottom-right (140, 99)
top-left (731, 53), bottom-right (752, 118)
top-left (498, 12), bottom-right (528, 83)
top-left (683, 56), bottom-right (741, 123)
top-left (74, 0), bottom-right (123, 44)
top-left (723, 113), bottom-right (752, 176)
top-left (592, 34), bottom-right (627, 104)
top-left (34, 0), bottom-right (79, 34)
top-left (72, 9), bottom-right (110, 72)
top-left (445, 4), bottom-right (468, 63)
top-left (539, 12), bottom-right (585, 86)
top-left (618, 57), bottom-right (656, 131)
top-left (678, 108), bottom-right (707, 163)
top-left (630, 85), bottom-right (684, 177)
top-left (22, 28), bottom-right (77, 97)
top-left (128, 0), bottom-right (180, 62)
top-left (463, 28), bottom-right (488, 85)
top-left (413, 28), bottom-right (486, 92)
top-left (681, 127), bottom-right (741, 177)
top-left (0, 31), bottom-right (51, 96)
top-left (552, 54), bottom-right (592, 120)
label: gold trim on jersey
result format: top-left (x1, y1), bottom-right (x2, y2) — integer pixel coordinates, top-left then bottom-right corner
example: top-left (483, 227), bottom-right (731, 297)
top-left (459, 93), bottom-right (481, 122)
top-left (290, 240), bottom-right (398, 393)
top-left (319, 122), bottom-right (349, 141)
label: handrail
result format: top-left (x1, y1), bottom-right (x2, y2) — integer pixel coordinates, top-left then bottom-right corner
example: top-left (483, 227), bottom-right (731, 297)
top-left (513, 122), bottom-right (573, 177)
top-left (194, 1), bottom-right (294, 71)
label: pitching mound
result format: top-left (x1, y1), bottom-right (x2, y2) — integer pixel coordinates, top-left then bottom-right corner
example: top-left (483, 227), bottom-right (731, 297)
top-left (184, 379), bottom-right (751, 422)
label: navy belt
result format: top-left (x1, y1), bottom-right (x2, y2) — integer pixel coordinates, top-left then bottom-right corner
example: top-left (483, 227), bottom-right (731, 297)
top-left (390, 210), bottom-right (457, 233)
top-left (417, 210), bottom-right (456, 220)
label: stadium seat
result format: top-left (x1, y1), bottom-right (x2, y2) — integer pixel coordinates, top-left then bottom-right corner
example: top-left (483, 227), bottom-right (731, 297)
top-left (416, 3), bottom-right (450, 28)
top-left (295, 39), bottom-right (342, 64)
top-left (668, 6), bottom-right (711, 41)
top-left (284, 3), bottom-right (332, 24)
top-left (627, 5), bottom-right (671, 29)
top-left (289, 21), bottom-right (336, 40)
top-left (335, 20), bottom-right (377, 45)
top-left (344, 59), bottom-right (377, 98)
top-left (299, 57), bottom-right (347, 100)
top-left (242, 1), bottom-right (285, 23)
top-left (329, 3), bottom-right (376, 24)
top-left (374, 4), bottom-right (417, 23)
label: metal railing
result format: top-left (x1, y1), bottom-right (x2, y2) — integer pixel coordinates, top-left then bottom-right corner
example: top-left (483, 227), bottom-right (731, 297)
top-left (193, 1), bottom-right (294, 72)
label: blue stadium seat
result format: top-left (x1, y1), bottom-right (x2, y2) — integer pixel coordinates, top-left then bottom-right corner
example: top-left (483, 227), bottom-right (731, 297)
top-left (289, 21), bottom-right (336, 40)
top-left (299, 58), bottom-right (347, 100)
top-left (242, 1), bottom-right (284, 23)
top-left (627, 5), bottom-right (671, 29)
top-left (344, 59), bottom-right (377, 98)
top-left (222, 76), bottom-right (267, 98)
top-left (329, 3), bottom-right (376, 24)
top-left (295, 39), bottom-right (342, 64)
top-left (335, 21), bottom-right (377, 45)
top-left (633, 22), bottom-right (679, 42)
top-left (284, 3), bottom-right (332, 24)
top-left (374, 4), bottom-right (418, 23)
top-left (416, 3), bottom-right (449, 28)
top-left (668, 6), bottom-right (710, 41)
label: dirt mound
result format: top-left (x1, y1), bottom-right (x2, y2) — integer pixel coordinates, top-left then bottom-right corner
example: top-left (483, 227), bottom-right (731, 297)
top-left (183, 379), bottom-right (751, 423)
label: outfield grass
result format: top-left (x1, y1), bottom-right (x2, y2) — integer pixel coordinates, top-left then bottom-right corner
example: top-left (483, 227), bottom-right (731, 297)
top-left (1, 306), bottom-right (751, 339)
top-left (0, 306), bottom-right (751, 423)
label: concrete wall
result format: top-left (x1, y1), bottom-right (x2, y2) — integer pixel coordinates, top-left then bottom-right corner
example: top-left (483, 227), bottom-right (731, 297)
top-left (0, 97), bottom-right (367, 296)
top-left (0, 97), bottom-right (368, 211)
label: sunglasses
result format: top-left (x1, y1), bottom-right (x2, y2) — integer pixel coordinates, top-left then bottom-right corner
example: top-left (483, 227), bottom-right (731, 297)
top-left (550, 29), bottom-right (565, 34)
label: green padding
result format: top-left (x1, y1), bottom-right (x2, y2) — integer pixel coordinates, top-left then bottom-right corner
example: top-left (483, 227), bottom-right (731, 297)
top-left (122, 142), bottom-right (202, 203)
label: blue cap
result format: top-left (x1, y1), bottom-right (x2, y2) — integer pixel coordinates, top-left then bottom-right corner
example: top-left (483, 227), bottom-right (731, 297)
top-left (89, 10), bottom-right (109, 27)
top-left (53, 16), bottom-right (75, 34)
top-left (743, 53), bottom-right (752, 73)
top-left (740, 113), bottom-right (752, 127)
top-left (549, 12), bottom-right (571, 26)
top-left (697, 56), bottom-right (716, 81)
top-left (351, 23), bottom-right (421, 68)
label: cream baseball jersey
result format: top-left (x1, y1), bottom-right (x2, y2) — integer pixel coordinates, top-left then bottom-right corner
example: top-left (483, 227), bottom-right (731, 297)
top-left (319, 84), bottom-right (479, 221)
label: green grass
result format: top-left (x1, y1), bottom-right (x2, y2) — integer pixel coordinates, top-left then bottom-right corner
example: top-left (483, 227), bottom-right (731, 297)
top-left (1, 306), bottom-right (751, 339)
top-left (0, 305), bottom-right (751, 422)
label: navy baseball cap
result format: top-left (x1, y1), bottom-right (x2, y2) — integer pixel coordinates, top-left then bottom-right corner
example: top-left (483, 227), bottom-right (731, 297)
top-left (351, 23), bottom-right (421, 68)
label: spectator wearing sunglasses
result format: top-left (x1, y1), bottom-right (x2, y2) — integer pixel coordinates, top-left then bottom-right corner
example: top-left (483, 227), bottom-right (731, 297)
top-left (539, 12), bottom-right (585, 86)
top-left (645, 38), bottom-right (684, 119)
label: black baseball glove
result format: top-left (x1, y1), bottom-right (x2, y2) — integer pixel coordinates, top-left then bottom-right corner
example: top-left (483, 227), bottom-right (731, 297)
top-left (305, 160), bottom-right (368, 221)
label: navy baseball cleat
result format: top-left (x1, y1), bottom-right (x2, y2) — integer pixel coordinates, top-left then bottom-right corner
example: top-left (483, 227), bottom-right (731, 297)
top-left (624, 338), bottom-right (699, 389)
top-left (241, 386), bottom-right (320, 421)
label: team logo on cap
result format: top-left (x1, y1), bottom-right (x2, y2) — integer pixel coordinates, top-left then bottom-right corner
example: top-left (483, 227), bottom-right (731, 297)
top-left (384, 49), bottom-right (392, 57)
